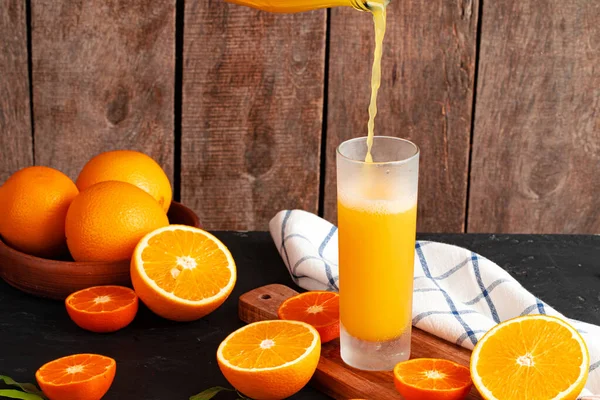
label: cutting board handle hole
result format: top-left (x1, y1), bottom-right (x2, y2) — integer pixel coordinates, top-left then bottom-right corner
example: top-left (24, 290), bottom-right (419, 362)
top-left (260, 294), bottom-right (272, 300)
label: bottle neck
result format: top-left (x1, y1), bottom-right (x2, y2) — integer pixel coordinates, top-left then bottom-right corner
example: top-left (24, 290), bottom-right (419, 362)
top-left (350, 0), bottom-right (390, 11)
top-left (350, 0), bottom-right (371, 11)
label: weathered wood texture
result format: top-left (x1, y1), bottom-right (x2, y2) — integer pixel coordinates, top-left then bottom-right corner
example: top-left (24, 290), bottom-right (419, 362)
top-left (30, 0), bottom-right (175, 181)
top-left (324, 1), bottom-right (479, 233)
top-left (181, 2), bottom-right (326, 231)
top-left (0, 0), bottom-right (33, 183)
top-left (468, 0), bottom-right (600, 234)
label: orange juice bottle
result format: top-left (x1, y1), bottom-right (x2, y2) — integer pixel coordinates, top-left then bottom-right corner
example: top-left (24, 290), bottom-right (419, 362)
top-left (224, 0), bottom-right (373, 13)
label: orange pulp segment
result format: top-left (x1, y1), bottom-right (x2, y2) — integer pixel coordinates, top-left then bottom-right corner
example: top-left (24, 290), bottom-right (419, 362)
top-left (394, 358), bottom-right (472, 400)
top-left (65, 286), bottom-right (138, 333)
top-left (470, 315), bottom-right (589, 400)
top-left (131, 225), bottom-right (236, 321)
top-left (35, 354), bottom-right (116, 400)
top-left (217, 320), bottom-right (321, 400)
top-left (278, 291), bottom-right (340, 343)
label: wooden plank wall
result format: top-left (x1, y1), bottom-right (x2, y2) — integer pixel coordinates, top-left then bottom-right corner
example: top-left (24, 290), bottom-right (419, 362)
top-left (0, 0), bottom-right (598, 234)
top-left (0, 0), bottom-right (32, 182)
top-left (30, 0), bottom-right (175, 182)
top-left (181, 2), bottom-right (325, 230)
top-left (469, 0), bottom-right (600, 234)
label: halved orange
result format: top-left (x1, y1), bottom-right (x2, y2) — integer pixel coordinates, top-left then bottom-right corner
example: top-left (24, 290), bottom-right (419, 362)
top-left (35, 354), bottom-right (116, 400)
top-left (471, 315), bottom-right (590, 400)
top-left (394, 358), bottom-right (473, 400)
top-left (131, 225), bottom-right (236, 322)
top-left (217, 320), bottom-right (321, 400)
top-left (65, 286), bottom-right (138, 333)
top-left (278, 291), bottom-right (340, 343)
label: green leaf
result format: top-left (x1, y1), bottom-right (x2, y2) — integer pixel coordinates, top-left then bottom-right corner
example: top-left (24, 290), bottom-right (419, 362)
top-left (0, 389), bottom-right (45, 400)
top-left (0, 377), bottom-right (45, 398)
top-left (189, 386), bottom-right (234, 400)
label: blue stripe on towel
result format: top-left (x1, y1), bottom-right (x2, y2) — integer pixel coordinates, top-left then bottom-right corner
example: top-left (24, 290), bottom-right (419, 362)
top-left (280, 211), bottom-right (293, 271)
top-left (292, 255), bottom-right (322, 277)
top-left (413, 309), bottom-right (479, 325)
top-left (283, 233), bottom-right (313, 248)
top-left (319, 226), bottom-right (337, 257)
top-left (463, 279), bottom-right (511, 305)
top-left (413, 257), bottom-right (470, 282)
top-left (414, 288), bottom-right (443, 294)
top-left (520, 301), bottom-right (548, 316)
top-left (284, 226), bottom-right (338, 291)
top-left (590, 360), bottom-right (600, 373)
top-left (416, 242), bottom-right (478, 346)
top-left (471, 253), bottom-right (500, 323)
top-left (325, 267), bottom-right (339, 290)
top-left (520, 304), bottom-right (541, 316)
top-left (289, 252), bottom-right (337, 287)
top-left (319, 225), bottom-right (339, 290)
top-left (536, 298), bottom-right (546, 314)
top-left (456, 330), bottom-right (487, 346)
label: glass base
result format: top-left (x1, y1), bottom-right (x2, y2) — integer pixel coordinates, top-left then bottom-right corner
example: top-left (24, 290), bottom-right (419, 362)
top-left (340, 324), bottom-right (411, 371)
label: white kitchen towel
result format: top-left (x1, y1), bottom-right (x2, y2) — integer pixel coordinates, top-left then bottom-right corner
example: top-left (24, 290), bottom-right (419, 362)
top-left (269, 209), bottom-right (600, 397)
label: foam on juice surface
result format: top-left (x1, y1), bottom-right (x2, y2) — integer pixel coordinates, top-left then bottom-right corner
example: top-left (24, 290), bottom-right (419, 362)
top-left (338, 184), bottom-right (417, 215)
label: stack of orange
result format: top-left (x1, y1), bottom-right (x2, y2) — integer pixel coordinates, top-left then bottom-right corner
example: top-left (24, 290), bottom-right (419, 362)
top-left (1, 150), bottom-right (240, 327)
top-left (0, 150), bottom-right (172, 262)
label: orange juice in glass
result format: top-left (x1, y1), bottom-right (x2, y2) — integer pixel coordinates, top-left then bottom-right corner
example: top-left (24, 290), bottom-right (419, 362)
top-left (337, 136), bottom-right (419, 371)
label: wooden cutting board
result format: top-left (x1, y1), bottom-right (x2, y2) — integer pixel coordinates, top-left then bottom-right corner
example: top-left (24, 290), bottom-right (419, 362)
top-left (239, 284), bottom-right (483, 400)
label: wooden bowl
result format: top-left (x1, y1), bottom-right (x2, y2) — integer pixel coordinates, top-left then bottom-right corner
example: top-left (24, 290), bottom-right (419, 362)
top-left (0, 202), bottom-right (200, 300)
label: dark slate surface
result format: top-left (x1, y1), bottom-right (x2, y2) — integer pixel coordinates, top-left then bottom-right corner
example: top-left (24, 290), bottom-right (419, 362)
top-left (0, 232), bottom-right (599, 399)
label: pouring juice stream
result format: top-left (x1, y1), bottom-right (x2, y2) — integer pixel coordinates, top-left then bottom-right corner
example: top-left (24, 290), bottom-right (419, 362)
top-left (365, 1), bottom-right (386, 163)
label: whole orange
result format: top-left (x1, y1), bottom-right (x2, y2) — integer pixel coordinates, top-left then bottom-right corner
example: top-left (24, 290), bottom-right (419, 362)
top-left (0, 166), bottom-right (78, 258)
top-left (65, 181), bottom-right (169, 262)
top-left (76, 150), bottom-right (172, 212)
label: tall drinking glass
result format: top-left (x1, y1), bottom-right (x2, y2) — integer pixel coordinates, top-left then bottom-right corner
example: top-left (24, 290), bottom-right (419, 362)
top-left (337, 136), bottom-right (419, 371)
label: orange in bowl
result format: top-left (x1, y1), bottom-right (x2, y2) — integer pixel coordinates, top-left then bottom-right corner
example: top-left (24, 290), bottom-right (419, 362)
top-left (0, 166), bottom-right (78, 258)
top-left (131, 225), bottom-right (236, 321)
top-left (0, 201), bottom-right (199, 301)
top-left (65, 181), bottom-right (169, 262)
top-left (278, 291), bottom-right (340, 343)
top-left (36, 354), bottom-right (116, 400)
top-left (76, 150), bottom-right (172, 212)
top-left (217, 320), bottom-right (321, 400)
top-left (66, 286), bottom-right (138, 333)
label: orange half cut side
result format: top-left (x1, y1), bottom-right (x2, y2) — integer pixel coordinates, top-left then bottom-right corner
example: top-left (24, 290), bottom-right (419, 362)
top-left (131, 225), bottom-right (236, 321)
top-left (35, 354), bottom-right (116, 400)
top-left (470, 315), bottom-right (589, 400)
top-left (217, 320), bottom-right (321, 400)
top-left (394, 358), bottom-right (473, 400)
top-left (65, 285), bottom-right (138, 333)
top-left (278, 291), bottom-right (340, 343)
